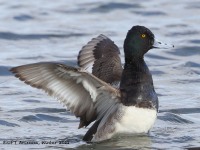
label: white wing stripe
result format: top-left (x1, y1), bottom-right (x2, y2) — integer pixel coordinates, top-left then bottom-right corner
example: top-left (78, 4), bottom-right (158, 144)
top-left (82, 78), bottom-right (98, 100)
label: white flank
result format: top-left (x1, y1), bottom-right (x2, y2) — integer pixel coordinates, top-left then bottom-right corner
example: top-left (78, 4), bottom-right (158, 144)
top-left (115, 105), bottom-right (157, 134)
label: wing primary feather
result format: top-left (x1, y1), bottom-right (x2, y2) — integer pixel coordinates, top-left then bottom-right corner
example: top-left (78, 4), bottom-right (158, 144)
top-left (10, 62), bottom-right (121, 136)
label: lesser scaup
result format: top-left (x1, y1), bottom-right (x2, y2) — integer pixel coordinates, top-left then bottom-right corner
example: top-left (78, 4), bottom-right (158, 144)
top-left (10, 25), bottom-right (173, 142)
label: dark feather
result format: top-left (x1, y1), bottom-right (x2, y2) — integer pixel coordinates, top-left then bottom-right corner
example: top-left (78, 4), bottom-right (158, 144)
top-left (78, 34), bottom-right (123, 86)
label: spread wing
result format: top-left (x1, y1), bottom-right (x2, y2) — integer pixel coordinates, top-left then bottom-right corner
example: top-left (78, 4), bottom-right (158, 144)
top-left (10, 62), bottom-right (120, 128)
top-left (78, 34), bottom-right (123, 86)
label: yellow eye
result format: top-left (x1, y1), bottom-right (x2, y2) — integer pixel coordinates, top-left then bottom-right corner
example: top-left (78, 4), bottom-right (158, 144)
top-left (141, 34), bottom-right (146, 38)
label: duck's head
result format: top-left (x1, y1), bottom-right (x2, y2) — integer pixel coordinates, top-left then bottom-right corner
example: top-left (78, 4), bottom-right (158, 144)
top-left (124, 25), bottom-right (173, 60)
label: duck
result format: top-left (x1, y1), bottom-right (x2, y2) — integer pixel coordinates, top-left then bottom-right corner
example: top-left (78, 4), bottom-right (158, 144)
top-left (10, 25), bottom-right (173, 142)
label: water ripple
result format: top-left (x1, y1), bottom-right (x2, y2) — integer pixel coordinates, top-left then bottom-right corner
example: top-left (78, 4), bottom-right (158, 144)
top-left (19, 115), bottom-right (42, 122)
top-left (0, 66), bottom-right (12, 76)
top-left (22, 99), bottom-right (41, 103)
top-left (89, 2), bottom-right (142, 13)
top-left (189, 39), bottom-right (200, 44)
top-left (158, 113), bottom-right (193, 124)
top-left (0, 120), bottom-right (20, 127)
top-left (167, 46), bottom-right (200, 56)
top-left (160, 108), bottom-right (200, 114)
top-left (13, 14), bottom-right (34, 21)
top-left (19, 114), bottom-right (72, 122)
top-left (0, 32), bottom-right (87, 40)
top-left (132, 11), bottom-right (166, 16)
top-left (9, 107), bottom-right (67, 113)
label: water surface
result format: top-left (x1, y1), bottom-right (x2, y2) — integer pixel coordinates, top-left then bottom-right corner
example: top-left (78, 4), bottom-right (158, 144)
top-left (0, 0), bottom-right (200, 149)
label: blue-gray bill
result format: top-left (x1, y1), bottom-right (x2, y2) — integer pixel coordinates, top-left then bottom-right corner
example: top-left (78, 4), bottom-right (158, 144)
top-left (153, 38), bottom-right (174, 49)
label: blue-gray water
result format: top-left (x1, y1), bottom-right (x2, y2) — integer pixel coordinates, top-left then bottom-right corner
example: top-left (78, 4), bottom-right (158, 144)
top-left (0, 0), bottom-right (200, 149)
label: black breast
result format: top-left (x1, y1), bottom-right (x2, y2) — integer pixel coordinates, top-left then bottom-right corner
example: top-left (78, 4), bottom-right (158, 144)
top-left (120, 60), bottom-right (158, 110)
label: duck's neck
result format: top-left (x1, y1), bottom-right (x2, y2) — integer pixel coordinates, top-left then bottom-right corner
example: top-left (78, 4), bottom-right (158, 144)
top-left (120, 57), bottom-right (155, 107)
